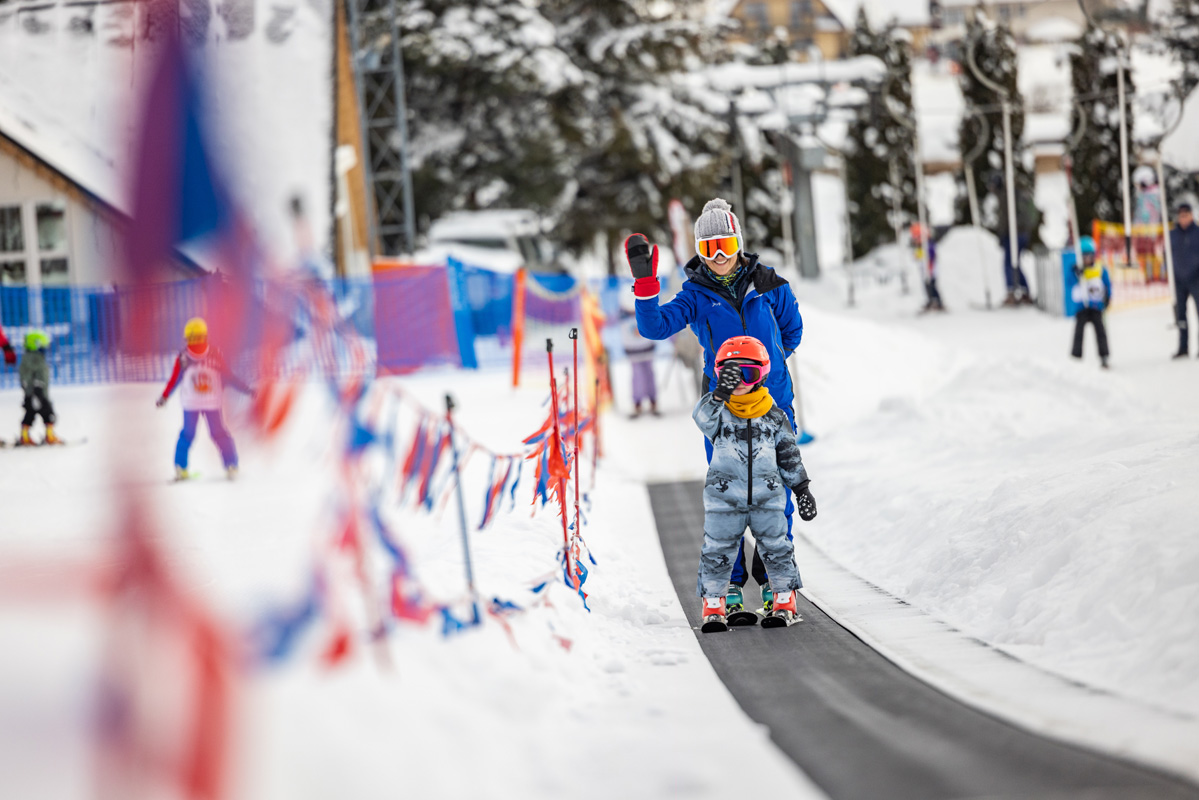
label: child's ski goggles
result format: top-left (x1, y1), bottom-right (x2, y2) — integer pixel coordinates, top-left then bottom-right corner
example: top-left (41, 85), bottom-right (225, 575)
top-left (718, 360), bottom-right (767, 386)
top-left (736, 364), bottom-right (766, 385)
top-left (696, 235), bottom-right (740, 259)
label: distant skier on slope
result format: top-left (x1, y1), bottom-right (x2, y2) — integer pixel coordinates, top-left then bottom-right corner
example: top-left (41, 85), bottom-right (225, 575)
top-left (1169, 202), bottom-right (1199, 359)
top-left (693, 336), bottom-right (816, 631)
top-left (625, 198), bottom-right (806, 621)
top-left (156, 317), bottom-right (252, 480)
top-left (913, 223), bottom-right (944, 313)
top-left (17, 330), bottom-right (61, 446)
top-left (0, 319), bottom-right (15, 367)
top-left (1070, 236), bottom-right (1112, 370)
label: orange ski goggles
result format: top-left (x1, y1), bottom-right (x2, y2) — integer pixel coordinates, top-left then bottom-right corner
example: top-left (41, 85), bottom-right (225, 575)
top-left (696, 235), bottom-right (740, 259)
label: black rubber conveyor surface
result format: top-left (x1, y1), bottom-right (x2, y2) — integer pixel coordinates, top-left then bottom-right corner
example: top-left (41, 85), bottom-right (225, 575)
top-left (649, 481), bottom-right (1199, 800)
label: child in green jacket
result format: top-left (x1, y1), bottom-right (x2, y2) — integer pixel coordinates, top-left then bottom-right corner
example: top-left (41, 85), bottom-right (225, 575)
top-left (18, 330), bottom-right (60, 446)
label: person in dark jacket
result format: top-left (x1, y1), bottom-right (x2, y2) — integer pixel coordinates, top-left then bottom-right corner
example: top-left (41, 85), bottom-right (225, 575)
top-left (1169, 202), bottom-right (1199, 358)
top-left (992, 174), bottom-right (1041, 306)
top-left (625, 198), bottom-right (805, 615)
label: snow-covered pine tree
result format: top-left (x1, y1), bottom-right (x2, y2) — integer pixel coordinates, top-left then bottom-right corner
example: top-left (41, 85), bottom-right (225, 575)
top-left (1162, 0), bottom-right (1199, 95)
top-left (1068, 24), bottom-right (1135, 233)
top-left (545, 0), bottom-right (730, 267)
top-left (393, 0), bottom-right (586, 231)
top-left (844, 8), bottom-right (916, 259)
top-left (955, 10), bottom-right (1037, 238)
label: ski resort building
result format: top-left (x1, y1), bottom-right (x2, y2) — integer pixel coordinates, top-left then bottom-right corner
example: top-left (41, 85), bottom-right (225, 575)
top-left (0, 121), bottom-right (203, 329)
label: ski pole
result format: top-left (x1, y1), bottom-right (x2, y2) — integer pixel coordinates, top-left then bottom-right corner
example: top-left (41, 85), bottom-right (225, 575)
top-left (546, 339), bottom-right (573, 584)
top-left (569, 328), bottom-right (581, 543)
top-left (445, 394), bottom-right (479, 625)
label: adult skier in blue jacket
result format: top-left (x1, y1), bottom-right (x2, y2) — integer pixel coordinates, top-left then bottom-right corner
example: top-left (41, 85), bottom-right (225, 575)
top-left (626, 198), bottom-right (805, 615)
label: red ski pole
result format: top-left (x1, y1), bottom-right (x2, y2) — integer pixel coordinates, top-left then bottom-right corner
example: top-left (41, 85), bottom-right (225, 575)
top-left (569, 328), bottom-right (581, 542)
top-left (545, 339), bottom-right (573, 584)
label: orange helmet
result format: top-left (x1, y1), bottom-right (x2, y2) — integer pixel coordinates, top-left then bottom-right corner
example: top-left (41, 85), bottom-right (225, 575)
top-left (715, 335), bottom-right (770, 385)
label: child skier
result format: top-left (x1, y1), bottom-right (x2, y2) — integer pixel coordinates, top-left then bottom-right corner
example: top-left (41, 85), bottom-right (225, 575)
top-left (156, 317), bottom-right (252, 480)
top-left (1070, 236), bottom-right (1112, 369)
top-left (17, 330), bottom-right (60, 446)
top-left (913, 223), bottom-right (944, 313)
top-left (693, 335), bottom-right (817, 631)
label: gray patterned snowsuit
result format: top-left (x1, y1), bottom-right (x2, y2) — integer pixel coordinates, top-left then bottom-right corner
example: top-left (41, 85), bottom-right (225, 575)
top-left (693, 391), bottom-right (808, 599)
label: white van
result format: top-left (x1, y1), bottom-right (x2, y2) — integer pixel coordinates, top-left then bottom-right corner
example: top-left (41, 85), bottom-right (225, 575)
top-left (426, 209), bottom-right (561, 274)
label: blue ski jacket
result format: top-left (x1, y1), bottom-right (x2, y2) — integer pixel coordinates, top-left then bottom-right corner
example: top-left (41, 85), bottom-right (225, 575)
top-left (635, 254), bottom-right (803, 412)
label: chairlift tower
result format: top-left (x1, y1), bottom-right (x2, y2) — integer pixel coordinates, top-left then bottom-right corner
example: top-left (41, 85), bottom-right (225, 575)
top-left (345, 0), bottom-right (416, 256)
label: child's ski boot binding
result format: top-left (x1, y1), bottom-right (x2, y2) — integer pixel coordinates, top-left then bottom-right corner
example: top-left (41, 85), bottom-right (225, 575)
top-left (761, 590), bottom-right (801, 628)
top-left (726, 583), bottom-right (759, 627)
top-left (700, 597), bottom-right (728, 633)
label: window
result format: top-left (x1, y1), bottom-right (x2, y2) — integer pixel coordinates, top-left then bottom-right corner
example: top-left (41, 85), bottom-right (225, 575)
top-left (0, 206), bottom-right (25, 287)
top-left (36, 202), bottom-right (70, 286)
top-left (37, 201), bottom-right (67, 252)
top-left (1, 206), bottom-right (23, 254)
top-left (790, 0), bottom-right (813, 30)
top-left (743, 2), bottom-right (769, 32)
top-left (1, 261), bottom-right (25, 286)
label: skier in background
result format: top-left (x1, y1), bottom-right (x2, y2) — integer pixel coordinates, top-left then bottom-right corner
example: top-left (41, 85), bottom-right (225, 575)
top-left (1070, 236), bottom-right (1112, 369)
top-left (991, 173), bottom-right (1041, 307)
top-left (912, 223), bottom-right (944, 313)
top-left (1169, 202), bottom-right (1199, 359)
top-left (0, 320), bottom-right (15, 367)
top-left (17, 330), bottom-right (60, 446)
top-left (620, 297), bottom-right (658, 417)
top-left (156, 317), bottom-right (252, 480)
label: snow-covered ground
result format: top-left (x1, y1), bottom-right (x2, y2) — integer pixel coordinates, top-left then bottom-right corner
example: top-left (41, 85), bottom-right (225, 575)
top-left (0, 368), bottom-right (821, 799)
top-left (3, 225), bottom-right (1198, 796)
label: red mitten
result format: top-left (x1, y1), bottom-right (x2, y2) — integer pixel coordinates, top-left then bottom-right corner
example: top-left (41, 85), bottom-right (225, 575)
top-left (624, 233), bottom-right (660, 299)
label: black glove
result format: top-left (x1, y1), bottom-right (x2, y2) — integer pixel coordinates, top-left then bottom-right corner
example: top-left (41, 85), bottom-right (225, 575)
top-left (712, 364), bottom-right (742, 403)
top-left (793, 480), bottom-right (817, 521)
top-left (1, 344), bottom-right (14, 366)
top-left (156, 396), bottom-right (167, 408)
top-left (624, 233), bottom-right (660, 299)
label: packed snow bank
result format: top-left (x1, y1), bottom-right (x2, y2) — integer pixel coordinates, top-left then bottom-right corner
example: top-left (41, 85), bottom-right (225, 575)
top-left (789, 244), bottom-right (1199, 756)
top-left (0, 367), bottom-right (821, 799)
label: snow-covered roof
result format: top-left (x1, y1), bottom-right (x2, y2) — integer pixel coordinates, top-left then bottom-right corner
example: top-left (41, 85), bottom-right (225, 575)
top-left (428, 210), bottom-right (543, 241)
top-left (821, 0), bottom-right (931, 27)
top-left (1026, 17), bottom-right (1083, 43)
top-left (0, 0), bottom-right (332, 270)
top-left (702, 55), bottom-right (887, 94)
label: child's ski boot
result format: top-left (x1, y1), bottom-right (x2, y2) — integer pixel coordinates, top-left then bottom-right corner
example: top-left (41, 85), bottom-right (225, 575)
top-left (761, 584), bottom-right (774, 614)
top-left (174, 466), bottom-right (191, 482)
top-left (699, 596), bottom-right (728, 633)
top-left (43, 425), bottom-right (62, 445)
top-left (726, 583), bottom-right (759, 627)
top-left (226, 465), bottom-right (239, 481)
top-left (761, 590), bottom-right (802, 628)
top-left (16, 425), bottom-right (34, 447)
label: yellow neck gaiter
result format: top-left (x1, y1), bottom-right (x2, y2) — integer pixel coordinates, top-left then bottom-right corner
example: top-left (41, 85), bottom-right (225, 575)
top-left (725, 386), bottom-right (773, 419)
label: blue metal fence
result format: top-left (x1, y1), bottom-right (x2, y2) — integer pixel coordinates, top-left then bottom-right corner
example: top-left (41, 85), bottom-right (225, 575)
top-left (0, 278), bottom-right (376, 390)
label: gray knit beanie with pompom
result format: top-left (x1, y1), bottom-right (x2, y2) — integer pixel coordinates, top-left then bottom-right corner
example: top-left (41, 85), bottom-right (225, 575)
top-left (693, 198), bottom-right (743, 252)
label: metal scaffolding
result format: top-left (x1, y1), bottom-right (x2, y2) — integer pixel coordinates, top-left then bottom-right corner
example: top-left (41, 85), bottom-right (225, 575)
top-left (345, 0), bottom-right (416, 256)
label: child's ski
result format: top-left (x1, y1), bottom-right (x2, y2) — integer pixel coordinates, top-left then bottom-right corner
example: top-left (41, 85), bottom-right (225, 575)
top-left (727, 609), bottom-right (760, 627)
top-left (700, 617), bottom-right (728, 633)
top-left (760, 609), bottom-right (802, 628)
